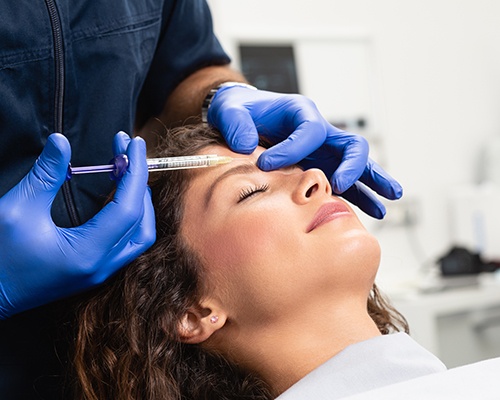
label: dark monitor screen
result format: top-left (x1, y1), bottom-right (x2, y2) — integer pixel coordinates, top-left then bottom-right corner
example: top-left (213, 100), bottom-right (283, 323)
top-left (238, 45), bottom-right (300, 94)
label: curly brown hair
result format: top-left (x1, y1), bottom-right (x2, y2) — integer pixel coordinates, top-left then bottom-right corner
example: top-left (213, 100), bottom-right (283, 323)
top-left (73, 124), bottom-right (408, 400)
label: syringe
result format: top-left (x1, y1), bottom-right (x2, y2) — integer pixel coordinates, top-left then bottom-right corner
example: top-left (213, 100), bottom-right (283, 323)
top-left (66, 154), bottom-right (234, 180)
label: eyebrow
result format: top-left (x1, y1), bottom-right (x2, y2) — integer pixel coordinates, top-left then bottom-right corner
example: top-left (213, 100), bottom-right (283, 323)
top-left (204, 162), bottom-right (258, 207)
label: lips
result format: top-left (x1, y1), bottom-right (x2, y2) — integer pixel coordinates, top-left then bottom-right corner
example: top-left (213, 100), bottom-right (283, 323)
top-left (306, 201), bottom-right (351, 233)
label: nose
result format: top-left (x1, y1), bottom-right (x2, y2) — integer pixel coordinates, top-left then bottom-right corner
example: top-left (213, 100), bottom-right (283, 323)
top-left (291, 168), bottom-right (332, 204)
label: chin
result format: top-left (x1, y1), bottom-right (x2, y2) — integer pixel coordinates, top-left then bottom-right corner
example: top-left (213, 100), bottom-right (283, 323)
top-left (338, 229), bottom-right (381, 287)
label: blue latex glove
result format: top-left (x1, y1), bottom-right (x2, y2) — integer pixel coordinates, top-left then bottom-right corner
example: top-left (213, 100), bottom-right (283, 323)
top-left (0, 132), bottom-right (155, 319)
top-left (207, 86), bottom-right (403, 219)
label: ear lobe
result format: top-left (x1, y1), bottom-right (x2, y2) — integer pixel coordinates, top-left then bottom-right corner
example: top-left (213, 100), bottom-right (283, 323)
top-left (177, 306), bottom-right (226, 344)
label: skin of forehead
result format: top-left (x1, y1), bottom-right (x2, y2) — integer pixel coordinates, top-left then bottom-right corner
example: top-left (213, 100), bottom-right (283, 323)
top-left (192, 143), bottom-right (265, 182)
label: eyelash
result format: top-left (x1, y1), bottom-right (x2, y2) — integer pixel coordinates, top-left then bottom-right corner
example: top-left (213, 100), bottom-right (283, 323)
top-left (238, 183), bottom-right (270, 203)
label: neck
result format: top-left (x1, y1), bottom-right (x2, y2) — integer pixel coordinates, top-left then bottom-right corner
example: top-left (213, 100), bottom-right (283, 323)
top-left (219, 299), bottom-right (381, 397)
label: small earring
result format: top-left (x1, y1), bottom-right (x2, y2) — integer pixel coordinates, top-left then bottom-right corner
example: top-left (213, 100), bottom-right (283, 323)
top-left (210, 315), bottom-right (219, 324)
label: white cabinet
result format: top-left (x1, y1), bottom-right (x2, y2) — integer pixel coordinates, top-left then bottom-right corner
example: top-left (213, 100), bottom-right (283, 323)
top-left (391, 278), bottom-right (500, 368)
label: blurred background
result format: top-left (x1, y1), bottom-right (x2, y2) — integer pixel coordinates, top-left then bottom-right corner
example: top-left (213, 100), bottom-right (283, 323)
top-left (208, 0), bottom-right (500, 368)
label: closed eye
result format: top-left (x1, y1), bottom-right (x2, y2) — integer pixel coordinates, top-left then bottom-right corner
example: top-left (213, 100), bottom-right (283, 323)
top-left (238, 183), bottom-right (270, 203)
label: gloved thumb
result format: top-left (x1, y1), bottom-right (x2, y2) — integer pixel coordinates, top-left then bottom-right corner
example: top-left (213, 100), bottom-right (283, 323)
top-left (112, 131), bottom-right (132, 156)
top-left (208, 88), bottom-right (259, 154)
top-left (210, 106), bottom-right (259, 153)
top-left (25, 133), bottom-right (71, 201)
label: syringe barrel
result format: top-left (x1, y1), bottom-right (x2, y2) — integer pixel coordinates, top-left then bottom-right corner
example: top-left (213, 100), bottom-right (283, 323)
top-left (147, 155), bottom-right (220, 171)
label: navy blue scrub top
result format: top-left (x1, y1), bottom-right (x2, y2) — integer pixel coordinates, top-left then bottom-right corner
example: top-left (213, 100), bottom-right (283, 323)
top-left (0, 1), bottom-right (229, 398)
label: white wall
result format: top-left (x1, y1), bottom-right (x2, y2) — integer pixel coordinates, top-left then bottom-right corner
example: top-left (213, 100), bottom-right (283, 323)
top-left (207, 0), bottom-right (500, 291)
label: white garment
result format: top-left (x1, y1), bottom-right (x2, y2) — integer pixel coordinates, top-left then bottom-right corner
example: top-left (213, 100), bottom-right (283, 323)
top-left (344, 357), bottom-right (500, 399)
top-left (276, 333), bottom-right (446, 399)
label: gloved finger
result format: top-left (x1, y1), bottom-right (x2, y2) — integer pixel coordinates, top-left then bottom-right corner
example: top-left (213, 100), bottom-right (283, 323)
top-left (328, 135), bottom-right (369, 194)
top-left (338, 182), bottom-right (386, 219)
top-left (94, 188), bottom-right (156, 283)
top-left (210, 105), bottom-right (259, 154)
top-left (113, 131), bottom-right (132, 156)
top-left (81, 137), bottom-right (149, 247)
top-left (123, 186), bottom-right (156, 258)
top-left (358, 158), bottom-right (403, 200)
top-left (26, 133), bottom-right (71, 202)
top-left (257, 119), bottom-right (327, 171)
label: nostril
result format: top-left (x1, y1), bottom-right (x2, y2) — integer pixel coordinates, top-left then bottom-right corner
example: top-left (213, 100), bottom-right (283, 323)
top-left (305, 184), bottom-right (318, 198)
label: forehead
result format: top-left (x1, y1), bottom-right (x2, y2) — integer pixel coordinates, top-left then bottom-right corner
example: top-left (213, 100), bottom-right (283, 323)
top-left (192, 144), bottom-right (264, 177)
top-left (200, 144), bottom-right (265, 161)
top-left (184, 144), bottom-right (265, 193)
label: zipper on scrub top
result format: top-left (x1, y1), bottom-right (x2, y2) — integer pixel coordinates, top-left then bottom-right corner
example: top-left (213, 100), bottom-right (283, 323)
top-left (44, 0), bottom-right (81, 226)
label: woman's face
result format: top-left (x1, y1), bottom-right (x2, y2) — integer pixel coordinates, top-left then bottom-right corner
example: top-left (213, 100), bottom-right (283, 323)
top-left (180, 144), bottom-right (381, 326)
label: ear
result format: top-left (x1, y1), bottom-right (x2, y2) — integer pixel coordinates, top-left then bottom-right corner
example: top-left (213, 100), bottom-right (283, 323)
top-left (177, 301), bottom-right (227, 344)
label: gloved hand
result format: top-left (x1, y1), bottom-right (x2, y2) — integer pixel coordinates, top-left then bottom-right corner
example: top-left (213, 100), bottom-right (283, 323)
top-left (207, 86), bottom-right (402, 219)
top-left (0, 132), bottom-right (155, 319)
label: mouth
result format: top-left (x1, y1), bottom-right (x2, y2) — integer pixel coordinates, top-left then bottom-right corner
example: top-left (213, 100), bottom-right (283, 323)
top-left (306, 201), bottom-right (351, 233)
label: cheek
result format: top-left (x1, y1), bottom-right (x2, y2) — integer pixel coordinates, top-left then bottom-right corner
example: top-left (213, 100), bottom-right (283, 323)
top-left (198, 216), bottom-right (306, 322)
top-left (201, 206), bottom-right (292, 270)
top-left (190, 202), bottom-right (303, 310)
